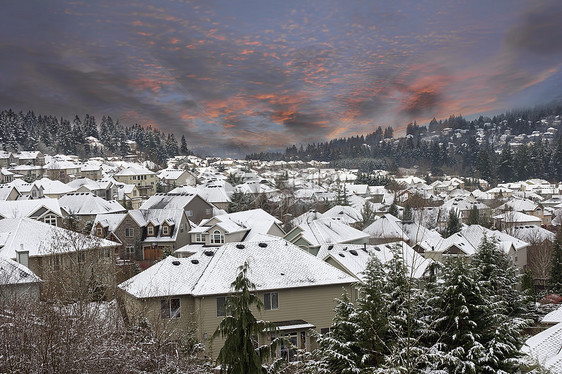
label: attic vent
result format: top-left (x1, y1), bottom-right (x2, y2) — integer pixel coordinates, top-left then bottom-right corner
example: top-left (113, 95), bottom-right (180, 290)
top-left (280, 272), bottom-right (285, 276)
top-left (258, 242), bottom-right (268, 248)
top-left (327, 245), bottom-right (333, 251)
top-left (191, 259), bottom-right (199, 264)
top-left (338, 253), bottom-right (345, 257)
top-left (343, 247), bottom-right (348, 251)
top-left (204, 250), bottom-right (214, 256)
top-left (374, 246), bottom-right (381, 252)
top-left (20, 270), bottom-right (29, 278)
top-left (349, 249), bottom-right (358, 256)
top-left (236, 244), bottom-right (245, 249)
top-left (172, 260), bottom-right (181, 266)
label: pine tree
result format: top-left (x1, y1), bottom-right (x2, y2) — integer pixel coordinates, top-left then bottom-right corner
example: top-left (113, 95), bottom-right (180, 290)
top-left (467, 205), bottom-right (480, 225)
top-left (402, 203), bottom-right (412, 222)
top-left (212, 261), bottom-right (281, 374)
top-left (360, 202), bottom-right (376, 230)
top-left (445, 210), bottom-right (462, 237)
top-left (388, 203), bottom-right (399, 217)
top-left (180, 135), bottom-right (189, 155)
top-left (549, 228), bottom-right (562, 294)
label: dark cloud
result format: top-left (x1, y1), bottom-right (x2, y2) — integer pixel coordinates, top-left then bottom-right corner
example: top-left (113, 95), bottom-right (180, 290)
top-left (504, 1), bottom-right (562, 56)
top-left (401, 89), bottom-right (441, 118)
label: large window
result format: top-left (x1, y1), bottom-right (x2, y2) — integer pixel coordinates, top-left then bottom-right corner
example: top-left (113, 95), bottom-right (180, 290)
top-left (44, 214), bottom-right (57, 226)
top-left (264, 292), bottom-right (279, 310)
top-left (210, 230), bottom-right (224, 245)
top-left (194, 233), bottom-right (204, 243)
top-left (160, 298), bottom-right (180, 319)
top-left (217, 296), bottom-right (226, 317)
top-left (125, 227), bottom-right (134, 237)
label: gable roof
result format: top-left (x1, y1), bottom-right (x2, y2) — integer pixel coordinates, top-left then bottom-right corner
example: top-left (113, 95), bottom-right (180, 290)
top-left (295, 218), bottom-right (369, 246)
top-left (140, 193), bottom-right (210, 210)
top-left (523, 322), bottom-right (562, 372)
top-left (119, 239), bottom-right (356, 299)
top-left (0, 218), bottom-right (118, 259)
top-left (435, 225), bottom-right (528, 256)
top-left (59, 193), bottom-right (126, 216)
top-left (362, 214), bottom-right (409, 242)
top-left (0, 199), bottom-right (62, 219)
top-left (321, 241), bottom-right (431, 280)
top-left (0, 257), bottom-right (42, 286)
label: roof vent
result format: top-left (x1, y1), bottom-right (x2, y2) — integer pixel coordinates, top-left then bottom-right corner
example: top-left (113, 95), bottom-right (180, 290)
top-left (236, 244), bottom-right (245, 249)
top-left (172, 260), bottom-right (181, 266)
top-left (204, 250), bottom-right (214, 256)
top-left (258, 242), bottom-right (268, 248)
top-left (338, 253), bottom-right (345, 257)
top-left (280, 272), bottom-right (285, 276)
top-left (327, 245), bottom-right (333, 251)
top-left (191, 259), bottom-right (199, 264)
top-left (374, 246), bottom-right (381, 251)
top-left (343, 247), bottom-right (347, 251)
top-left (350, 249), bottom-right (358, 256)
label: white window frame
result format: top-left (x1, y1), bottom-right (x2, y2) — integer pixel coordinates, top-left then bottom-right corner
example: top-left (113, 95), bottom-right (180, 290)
top-left (210, 230), bottom-right (224, 245)
top-left (125, 227), bottom-right (134, 237)
top-left (44, 214), bottom-right (57, 226)
top-left (162, 225), bottom-right (169, 236)
top-left (147, 226), bottom-right (154, 236)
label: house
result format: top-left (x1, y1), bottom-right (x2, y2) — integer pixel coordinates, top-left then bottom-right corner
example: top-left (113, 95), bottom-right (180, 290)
top-left (284, 218), bottom-right (369, 255)
top-left (0, 185), bottom-right (21, 201)
top-left (140, 193), bottom-right (215, 224)
top-left (362, 214), bottom-right (409, 245)
top-left (113, 166), bottom-right (157, 197)
top-left (33, 178), bottom-right (75, 198)
top-left (422, 225), bottom-right (529, 270)
top-left (80, 163), bottom-right (103, 180)
top-left (1, 168), bottom-right (15, 184)
top-left (8, 179), bottom-right (44, 199)
top-left (437, 196), bottom-right (490, 229)
top-left (67, 178), bottom-right (116, 200)
top-left (0, 257), bottom-right (42, 302)
top-left (171, 184), bottom-right (232, 211)
top-left (493, 211), bottom-right (542, 231)
top-left (14, 151), bottom-right (45, 166)
top-left (177, 209), bottom-right (284, 257)
top-left (45, 160), bottom-right (81, 183)
top-left (58, 192), bottom-right (126, 225)
top-left (497, 198), bottom-right (553, 226)
top-left (320, 241), bottom-right (431, 281)
top-left (93, 209), bottom-right (191, 263)
top-left (401, 221), bottom-right (444, 254)
top-left (321, 205), bottom-right (362, 226)
top-left (116, 184), bottom-right (142, 209)
top-left (0, 199), bottom-right (63, 226)
top-left (158, 169), bottom-right (196, 189)
top-left (8, 164), bottom-right (45, 181)
top-left (0, 218), bottom-right (118, 300)
top-left (118, 239), bottom-right (357, 360)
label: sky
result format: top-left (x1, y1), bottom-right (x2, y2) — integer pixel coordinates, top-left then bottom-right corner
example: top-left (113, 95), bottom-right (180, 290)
top-left (1, 0), bottom-right (562, 157)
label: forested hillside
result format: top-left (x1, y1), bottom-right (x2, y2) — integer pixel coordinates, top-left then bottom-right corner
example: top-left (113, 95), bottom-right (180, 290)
top-left (0, 110), bottom-right (190, 164)
top-left (248, 101), bottom-right (562, 183)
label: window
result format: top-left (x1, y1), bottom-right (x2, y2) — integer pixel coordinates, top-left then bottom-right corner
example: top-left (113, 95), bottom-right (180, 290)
top-left (210, 230), bottom-right (224, 245)
top-left (162, 225), bottom-right (169, 236)
top-left (194, 233), bottom-right (204, 243)
top-left (52, 255), bottom-right (60, 270)
top-left (186, 210), bottom-right (193, 217)
top-left (147, 226), bottom-right (154, 236)
top-left (44, 214), bottom-right (57, 226)
top-left (217, 296), bottom-right (226, 317)
top-left (133, 190), bottom-right (137, 196)
top-left (125, 227), bottom-right (134, 237)
top-left (101, 248), bottom-right (111, 258)
top-left (96, 227), bottom-right (103, 237)
top-left (205, 208), bottom-right (212, 215)
top-left (125, 245), bottom-right (135, 259)
top-left (264, 292), bottom-right (279, 310)
top-left (160, 298), bottom-right (180, 319)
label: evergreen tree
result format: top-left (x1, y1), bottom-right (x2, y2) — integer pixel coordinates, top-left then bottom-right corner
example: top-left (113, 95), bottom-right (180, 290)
top-left (467, 205), bottom-right (480, 226)
top-left (445, 210), bottom-right (462, 237)
top-left (549, 228), bottom-right (562, 294)
top-left (402, 203), bottom-right (412, 222)
top-left (388, 203), bottom-right (399, 217)
top-left (497, 143), bottom-right (514, 182)
top-left (180, 135), bottom-right (189, 155)
top-left (212, 261), bottom-right (281, 374)
top-left (359, 202), bottom-right (376, 230)
top-left (228, 192), bottom-right (254, 213)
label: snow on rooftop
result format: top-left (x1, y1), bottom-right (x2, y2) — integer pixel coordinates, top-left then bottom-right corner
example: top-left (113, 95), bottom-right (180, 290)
top-left (120, 239), bottom-right (356, 299)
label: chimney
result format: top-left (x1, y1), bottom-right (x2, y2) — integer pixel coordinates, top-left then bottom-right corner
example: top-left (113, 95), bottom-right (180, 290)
top-left (16, 244), bottom-right (29, 268)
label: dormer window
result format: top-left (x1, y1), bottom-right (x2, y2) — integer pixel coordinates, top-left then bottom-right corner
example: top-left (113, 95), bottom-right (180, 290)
top-left (96, 227), bottom-right (103, 237)
top-left (162, 225), bottom-right (169, 236)
top-left (147, 226), bottom-right (154, 236)
top-left (44, 214), bottom-right (57, 226)
top-left (210, 230), bottom-right (224, 244)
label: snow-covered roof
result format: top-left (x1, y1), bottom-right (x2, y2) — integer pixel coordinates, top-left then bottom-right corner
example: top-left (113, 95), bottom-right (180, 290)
top-left (296, 218), bottom-right (369, 246)
top-left (523, 322), bottom-right (562, 372)
top-left (542, 305), bottom-right (562, 324)
top-left (120, 239), bottom-right (356, 298)
top-left (362, 214), bottom-right (408, 242)
top-left (0, 198), bottom-right (62, 218)
top-left (320, 241), bottom-right (431, 280)
top-left (511, 226), bottom-right (556, 243)
top-left (0, 257), bottom-right (42, 286)
top-left (493, 211), bottom-right (542, 223)
top-left (114, 166), bottom-right (155, 176)
top-left (322, 205), bottom-right (362, 225)
top-left (140, 193), bottom-right (204, 210)
top-left (0, 185), bottom-right (18, 200)
top-left (34, 178), bottom-right (75, 195)
top-left (435, 225), bottom-right (528, 256)
top-left (0, 218), bottom-right (118, 259)
top-left (59, 193), bottom-right (126, 216)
